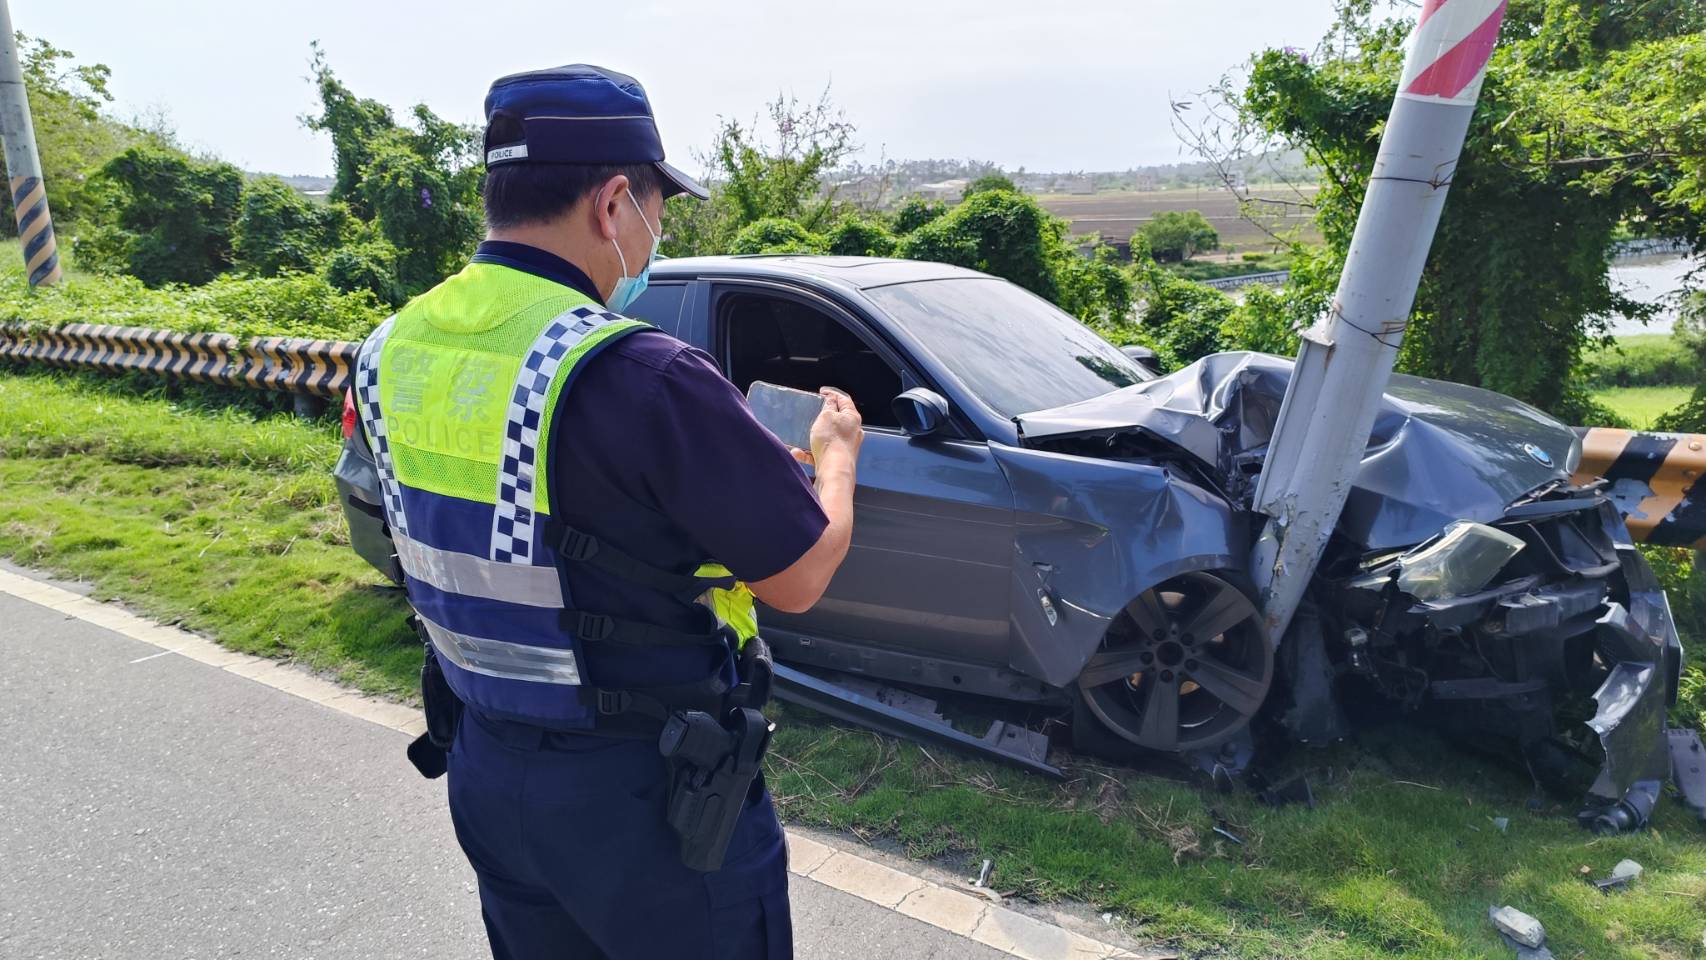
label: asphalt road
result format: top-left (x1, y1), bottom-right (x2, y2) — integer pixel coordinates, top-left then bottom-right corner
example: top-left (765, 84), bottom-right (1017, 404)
top-left (0, 589), bottom-right (1011, 960)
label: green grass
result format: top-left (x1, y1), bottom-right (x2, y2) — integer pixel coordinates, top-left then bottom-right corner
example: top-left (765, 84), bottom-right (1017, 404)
top-left (1593, 385), bottom-right (1695, 429)
top-left (4, 366), bottom-right (1706, 959)
top-left (1582, 334), bottom-right (1699, 391)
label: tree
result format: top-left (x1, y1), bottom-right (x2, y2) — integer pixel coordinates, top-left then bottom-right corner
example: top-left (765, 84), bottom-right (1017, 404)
top-left (662, 88), bottom-right (857, 257)
top-left (963, 173), bottom-right (1017, 198)
top-left (301, 51), bottom-right (483, 297)
top-left (78, 144), bottom-right (243, 286)
top-left (892, 196), bottom-right (947, 234)
top-left (1237, 0), bottom-right (1706, 415)
top-left (232, 177), bottom-right (346, 276)
top-left (6, 34), bottom-right (144, 232)
top-left (1139, 209), bottom-right (1220, 261)
top-left (898, 190), bottom-right (1063, 299)
top-left (356, 131), bottom-right (482, 295)
top-left (301, 44), bottom-right (397, 219)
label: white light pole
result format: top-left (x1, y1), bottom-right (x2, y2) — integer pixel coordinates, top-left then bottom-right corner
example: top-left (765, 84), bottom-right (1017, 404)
top-left (1252, 0), bottom-right (1510, 640)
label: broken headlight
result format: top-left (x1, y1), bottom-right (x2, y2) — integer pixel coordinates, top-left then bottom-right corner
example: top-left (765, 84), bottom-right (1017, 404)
top-left (1393, 521), bottom-right (1526, 602)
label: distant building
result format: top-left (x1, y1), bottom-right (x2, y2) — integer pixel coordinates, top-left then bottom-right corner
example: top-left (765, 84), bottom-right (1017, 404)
top-left (917, 178), bottom-right (969, 201)
top-left (833, 175), bottom-right (886, 206)
top-left (1061, 175), bottom-right (1094, 195)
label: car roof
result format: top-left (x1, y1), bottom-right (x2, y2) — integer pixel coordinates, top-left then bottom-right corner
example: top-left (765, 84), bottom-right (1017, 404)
top-left (649, 255), bottom-right (990, 292)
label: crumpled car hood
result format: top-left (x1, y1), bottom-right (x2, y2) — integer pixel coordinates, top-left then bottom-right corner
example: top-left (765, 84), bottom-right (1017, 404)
top-left (1016, 352), bottom-right (1582, 550)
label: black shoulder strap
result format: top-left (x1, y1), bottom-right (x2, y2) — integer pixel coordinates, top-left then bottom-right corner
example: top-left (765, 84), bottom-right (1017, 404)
top-left (548, 520), bottom-right (736, 601)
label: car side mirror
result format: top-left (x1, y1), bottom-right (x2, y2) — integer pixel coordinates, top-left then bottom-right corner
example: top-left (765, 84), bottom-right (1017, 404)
top-left (892, 388), bottom-right (951, 437)
top-left (1120, 344), bottom-right (1162, 374)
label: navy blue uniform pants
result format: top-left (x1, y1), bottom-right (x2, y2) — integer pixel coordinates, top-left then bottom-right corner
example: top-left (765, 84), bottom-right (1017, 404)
top-left (447, 708), bottom-right (793, 959)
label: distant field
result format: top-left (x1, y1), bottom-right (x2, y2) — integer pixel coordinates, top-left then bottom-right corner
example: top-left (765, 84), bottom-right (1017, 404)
top-left (1594, 384), bottom-right (1693, 428)
top-left (1038, 185), bottom-right (1322, 253)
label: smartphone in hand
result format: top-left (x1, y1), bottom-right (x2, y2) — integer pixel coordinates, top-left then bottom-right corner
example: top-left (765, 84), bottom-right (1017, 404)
top-left (745, 381), bottom-right (826, 453)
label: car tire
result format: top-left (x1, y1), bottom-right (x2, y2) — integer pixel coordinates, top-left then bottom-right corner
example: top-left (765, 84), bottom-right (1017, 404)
top-left (1072, 570), bottom-right (1274, 757)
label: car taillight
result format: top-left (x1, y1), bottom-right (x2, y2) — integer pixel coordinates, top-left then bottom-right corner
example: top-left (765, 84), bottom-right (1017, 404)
top-left (341, 388), bottom-right (358, 440)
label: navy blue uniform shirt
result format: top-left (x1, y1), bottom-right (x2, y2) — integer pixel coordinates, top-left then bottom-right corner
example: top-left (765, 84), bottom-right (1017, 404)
top-left (471, 241), bottom-right (829, 698)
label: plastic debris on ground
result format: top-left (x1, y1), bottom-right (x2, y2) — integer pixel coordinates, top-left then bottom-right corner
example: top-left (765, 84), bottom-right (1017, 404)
top-left (1591, 858), bottom-right (1644, 893)
top-left (1488, 905), bottom-right (1546, 949)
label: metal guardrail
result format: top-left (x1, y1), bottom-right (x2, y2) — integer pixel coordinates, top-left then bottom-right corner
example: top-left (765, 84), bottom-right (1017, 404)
top-left (1572, 427), bottom-right (1706, 550)
top-left (1202, 270), bottom-right (1291, 291)
top-left (3, 322), bottom-right (1701, 549)
top-left (0, 322), bottom-right (357, 399)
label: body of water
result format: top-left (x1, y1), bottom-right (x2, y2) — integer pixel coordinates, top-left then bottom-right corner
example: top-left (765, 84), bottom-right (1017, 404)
top-left (1607, 254), bottom-right (1698, 337)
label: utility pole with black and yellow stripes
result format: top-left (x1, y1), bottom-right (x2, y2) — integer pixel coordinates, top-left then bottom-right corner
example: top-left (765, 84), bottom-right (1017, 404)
top-left (0, 0), bottom-right (61, 287)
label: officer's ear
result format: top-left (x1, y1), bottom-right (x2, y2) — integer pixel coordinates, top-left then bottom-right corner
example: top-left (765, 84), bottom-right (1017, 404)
top-left (592, 174), bottom-right (633, 243)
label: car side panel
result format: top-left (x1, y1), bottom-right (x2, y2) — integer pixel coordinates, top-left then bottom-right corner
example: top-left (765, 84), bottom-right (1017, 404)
top-left (991, 443), bottom-right (1247, 688)
top-left (762, 432), bottom-right (1015, 664)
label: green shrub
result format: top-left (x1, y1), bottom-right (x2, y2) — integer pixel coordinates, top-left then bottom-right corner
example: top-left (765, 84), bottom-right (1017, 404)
top-left (962, 174), bottom-right (1017, 198)
top-left (0, 266), bottom-right (386, 341)
top-left (822, 217), bottom-right (897, 257)
top-left (1222, 284), bottom-right (1302, 356)
top-left (1053, 246), bottom-right (1133, 327)
top-left (232, 178), bottom-right (347, 277)
top-left (896, 191), bottom-right (1062, 300)
top-left (1655, 296), bottom-right (1706, 431)
top-left (77, 144), bottom-right (244, 286)
top-left (176, 272), bottom-right (387, 340)
top-left (1646, 546), bottom-right (1706, 729)
top-left (321, 238), bottom-right (405, 307)
top-left (892, 196), bottom-right (947, 234)
top-left (729, 217), bottom-right (825, 255)
top-left (1580, 335), bottom-right (1699, 389)
top-left (1127, 266), bottom-right (1236, 368)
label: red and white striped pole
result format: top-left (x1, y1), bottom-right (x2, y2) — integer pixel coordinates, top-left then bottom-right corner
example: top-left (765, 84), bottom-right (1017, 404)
top-left (1251, 0), bottom-right (1509, 641)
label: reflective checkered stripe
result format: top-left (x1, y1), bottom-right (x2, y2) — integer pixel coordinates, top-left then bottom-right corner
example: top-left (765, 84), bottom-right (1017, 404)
top-left (354, 282), bottom-right (652, 723)
top-left (354, 316), bottom-right (408, 539)
top-left (491, 305), bottom-right (640, 562)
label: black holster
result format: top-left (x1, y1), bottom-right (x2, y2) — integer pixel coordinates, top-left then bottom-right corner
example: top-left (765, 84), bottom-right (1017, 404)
top-left (659, 706), bottom-right (773, 872)
top-left (655, 634), bottom-right (776, 871)
top-left (406, 619), bottom-right (463, 780)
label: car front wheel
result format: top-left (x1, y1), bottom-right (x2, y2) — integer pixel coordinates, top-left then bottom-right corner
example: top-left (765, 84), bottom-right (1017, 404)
top-left (1074, 570), bottom-right (1274, 754)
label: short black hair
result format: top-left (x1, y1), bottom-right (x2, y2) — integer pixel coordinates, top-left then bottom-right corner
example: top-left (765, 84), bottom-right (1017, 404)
top-left (483, 110), bottom-right (663, 229)
top-left (483, 161), bottom-right (663, 229)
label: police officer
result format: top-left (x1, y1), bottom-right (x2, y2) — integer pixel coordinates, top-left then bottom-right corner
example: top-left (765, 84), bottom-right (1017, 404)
top-left (352, 65), bottom-right (862, 959)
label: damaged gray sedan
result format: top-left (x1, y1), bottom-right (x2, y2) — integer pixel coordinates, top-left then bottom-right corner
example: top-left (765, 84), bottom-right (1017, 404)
top-left (335, 255), bottom-right (1700, 830)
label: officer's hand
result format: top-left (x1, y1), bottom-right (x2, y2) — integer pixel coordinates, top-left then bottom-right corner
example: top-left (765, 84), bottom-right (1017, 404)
top-left (808, 388), bottom-right (863, 470)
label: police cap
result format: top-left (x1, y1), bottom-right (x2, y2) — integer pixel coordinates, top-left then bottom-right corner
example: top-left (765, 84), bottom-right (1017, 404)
top-left (482, 64), bottom-right (708, 200)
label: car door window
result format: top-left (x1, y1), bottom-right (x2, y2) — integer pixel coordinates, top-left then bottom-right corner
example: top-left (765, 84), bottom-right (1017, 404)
top-left (719, 291), bottom-right (903, 429)
top-left (624, 282), bottom-right (688, 336)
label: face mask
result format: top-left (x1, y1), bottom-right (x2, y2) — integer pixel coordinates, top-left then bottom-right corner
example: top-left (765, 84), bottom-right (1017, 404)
top-left (607, 191), bottom-right (661, 313)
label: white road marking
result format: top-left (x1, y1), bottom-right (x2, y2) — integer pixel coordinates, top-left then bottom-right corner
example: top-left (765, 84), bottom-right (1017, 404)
top-left (0, 567), bottom-right (1155, 960)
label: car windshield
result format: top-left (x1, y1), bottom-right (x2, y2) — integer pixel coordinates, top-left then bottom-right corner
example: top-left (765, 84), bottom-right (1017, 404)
top-left (863, 277), bottom-right (1145, 418)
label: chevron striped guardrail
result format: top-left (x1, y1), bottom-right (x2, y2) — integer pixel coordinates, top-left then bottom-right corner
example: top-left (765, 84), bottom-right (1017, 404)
top-left (1572, 427), bottom-right (1706, 550)
top-left (0, 322), bottom-right (357, 399)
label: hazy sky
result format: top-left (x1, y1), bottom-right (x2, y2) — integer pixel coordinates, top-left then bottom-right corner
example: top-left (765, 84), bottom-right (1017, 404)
top-left (18, 0), bottom-right (1345, 177)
